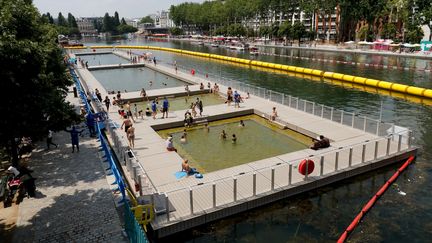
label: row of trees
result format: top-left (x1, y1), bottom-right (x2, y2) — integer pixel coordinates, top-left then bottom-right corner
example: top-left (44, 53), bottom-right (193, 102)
top-left (42, 11), bottom-right (138, 36)
top-left (1, 0), bottom-right (80, 165)
top-left (101, 11), bottom-right (138, 35)
top-left (170, 0), bottom-right (432, 43)
top-left (42, 12), bottom-right (80, 36)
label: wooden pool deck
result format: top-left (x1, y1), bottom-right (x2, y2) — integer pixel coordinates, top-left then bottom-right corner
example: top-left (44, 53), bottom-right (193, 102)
top-left (69, 51), bottom-right (417, 238)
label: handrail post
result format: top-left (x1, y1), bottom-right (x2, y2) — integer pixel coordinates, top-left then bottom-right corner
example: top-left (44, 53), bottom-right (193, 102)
top-left (361, 144), bottom-right (366, 163)
top-left (397, 134), bottom-right (402, 152)
top-left (363, 117), bottom-right (367, 131)
top-left (321, 105), bottom-right (324, 118)
top-left (348, 147), bottom-right (353, 167)
top-left (288, 95), bottom-right (292, 107)
top-left (303, 100), bottom-right (307, 112)
top-left (189, 188), bottom-right (194, 215)
top-left (386, 137), bottom-right (391, 155)
top-left (330, 107), bottom-right (334, 121)
top-left (376, 120), bottom-right (380, 135)
top-left (253, 173), bottom-right (257, 196)
top-left (233, 178), bottom-right (237, 202)
top-left (335, 151), bottom-right (339, 171)
top-left (305, 159), bottom-right (309, 180)
top-left (340, 110), bottom-right (344, 124)
top-left (374, 141), bottom-right (379, 159)
top-left (271, 168), bottom-right (275, 190)
top-left (165, 194), bottom-right (170, 222)
top-left (312, 102), bottom-right (315, 115)
top-left (212, 183), bottom-right (216, 208)
top-left (408, 130), bottom-right (412, 148)
top-left (137, 175), bottom-right (143, 196)
top-left (320, 156), bottom-right (324, 175)
top-left (282, 94), bottom-right (285, 105)
top-left (288, 164), bottom-right (292, 185)
top-left (351, 113), bottom-right (355, 127)
top-left (296, 98), bottom-right (299, 109)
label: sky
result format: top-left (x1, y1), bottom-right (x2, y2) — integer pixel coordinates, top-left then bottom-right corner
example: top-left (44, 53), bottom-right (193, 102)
top-left (33, 0), bottom-right (204, 19)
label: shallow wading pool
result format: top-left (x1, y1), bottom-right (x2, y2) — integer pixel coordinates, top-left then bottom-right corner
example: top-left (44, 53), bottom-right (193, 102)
top-left (157, 115), bottom-right (310, 173)
top-left (76, 53), bottom-right (128, 66)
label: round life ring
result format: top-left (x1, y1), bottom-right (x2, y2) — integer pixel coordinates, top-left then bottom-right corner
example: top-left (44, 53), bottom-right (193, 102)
top-left (298, 159), bottom-right (315, 175)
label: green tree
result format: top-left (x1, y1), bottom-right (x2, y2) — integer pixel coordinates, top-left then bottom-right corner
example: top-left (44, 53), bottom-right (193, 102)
top-left (67, 13), bottom-right (78, 28)
top-left (114, 11), bottom-right (121, 26)
top-left (140, 15), bottom-right (154, 24)
top-left (102, 12), bottom-right (115, 33)
top-left (0, 0), bottom-right (80, 165)
top-left (121, 18), bottom-right (127, 25)
top-left (292, 21), bottom-right (307, 45)
top-left (57, 12), bottom-right (67, 26)
top-left (117, 24), bottom-right (137, 34)
top-left (278, 21), bottom-right (293, 43)
top-left (170, 27), bottom-right (184, 35)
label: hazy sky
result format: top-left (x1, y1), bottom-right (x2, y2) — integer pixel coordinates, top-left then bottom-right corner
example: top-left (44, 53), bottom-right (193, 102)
top-left (33, 0), bottom-right (204, 19)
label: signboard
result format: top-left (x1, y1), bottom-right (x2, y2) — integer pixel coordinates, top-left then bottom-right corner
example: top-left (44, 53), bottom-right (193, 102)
top-left (420, 41), bottom-right (432, 51)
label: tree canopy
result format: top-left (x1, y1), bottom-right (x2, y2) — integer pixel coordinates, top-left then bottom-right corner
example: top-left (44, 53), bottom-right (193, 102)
top-left (0, 0), bottom-right (80, 164)
top-left (169, 0), bottom-right (430, 42)
top-left (140, 15), bottom-right (154, 24)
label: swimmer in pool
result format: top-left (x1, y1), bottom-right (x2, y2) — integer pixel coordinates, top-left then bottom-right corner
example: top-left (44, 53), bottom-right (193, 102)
top-left (220, 130), bottom-right (227, 140)
top-left (180, 135), bottom-right (187, 143)
top-left (232, 134), bottom-right (237, 143)
top-left (204, 123), bottom-right (209, 133)
top-left (239, 120), bottom-right (245, 127)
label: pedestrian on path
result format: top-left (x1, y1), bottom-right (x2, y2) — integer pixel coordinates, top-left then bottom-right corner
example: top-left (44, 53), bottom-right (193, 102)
top-left (85, 112), bottom-right (96, 137)
top-left (104, 96), bottom-right (110, 112)
top-left (46, 130), bottom-right (58, 149)
top-left (66, 126), bottom-right (83, 153)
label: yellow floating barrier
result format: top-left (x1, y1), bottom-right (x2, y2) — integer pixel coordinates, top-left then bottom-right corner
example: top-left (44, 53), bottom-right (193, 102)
top-left (391, 83), bottom-right (409, 93)
top-left (353, 77), bottom-right (367, 85)
top-left (365, 79), bottom-right (380, 87)
top-left (342, 75), bottom-right (355, 82)
top-left (70, 45), bottom-right (432, 101)
top-left (332, 73), bottom-right (344, 80)
top-left (406, 86), bottom-right (426, 96)
top-left (424, 90), bottom-right (432, 99)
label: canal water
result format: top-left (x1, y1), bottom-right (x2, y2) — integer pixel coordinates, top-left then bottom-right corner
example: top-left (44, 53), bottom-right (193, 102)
top-left (84, 38), bottom-right (432, 242)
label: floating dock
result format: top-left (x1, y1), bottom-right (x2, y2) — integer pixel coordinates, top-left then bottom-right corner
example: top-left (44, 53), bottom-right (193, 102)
top-left (70, 50), bottom-right (417, 238)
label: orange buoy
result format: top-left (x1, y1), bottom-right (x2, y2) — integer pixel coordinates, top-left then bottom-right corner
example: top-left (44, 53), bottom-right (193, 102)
top-left (298, 159), bottom-right (315, 175)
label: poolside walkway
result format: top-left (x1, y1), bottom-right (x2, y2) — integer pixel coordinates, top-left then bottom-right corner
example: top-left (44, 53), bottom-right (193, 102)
top-left (8, 90), bottom-right (127, 242)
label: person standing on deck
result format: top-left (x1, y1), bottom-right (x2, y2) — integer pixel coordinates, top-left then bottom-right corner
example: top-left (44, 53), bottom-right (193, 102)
top-left (46, 130), bottom-right (58, 149)
top-left (196, 98), bottom-right (203, 116)
top-left (151, 100), bottom-right (157, 119)
top-left (104, 96), bottom-right (110, 112)
top-left (162, 97), bottom-right (169, 119)
top-left (127, 124), bottom-right (135, 149)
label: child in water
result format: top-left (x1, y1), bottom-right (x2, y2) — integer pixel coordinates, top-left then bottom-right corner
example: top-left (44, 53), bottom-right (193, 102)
top-left (220, 130), bottom-right (227, 140)
top-left (232, 134), bottom-right (237, 143)
top-left (239, 120), bottom-right (245, 127)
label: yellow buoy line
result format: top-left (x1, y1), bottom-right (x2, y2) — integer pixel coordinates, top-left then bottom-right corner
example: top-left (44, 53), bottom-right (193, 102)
top-left (66, 45), bottom-right (432, 100)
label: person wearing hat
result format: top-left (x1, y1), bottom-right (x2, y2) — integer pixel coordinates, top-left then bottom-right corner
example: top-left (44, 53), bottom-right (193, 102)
top-left (166, 136), bottom-right (177, 152)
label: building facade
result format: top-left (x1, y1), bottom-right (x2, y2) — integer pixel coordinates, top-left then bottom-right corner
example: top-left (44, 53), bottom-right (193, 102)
top-left (77, 18), bottom-right (99, 36)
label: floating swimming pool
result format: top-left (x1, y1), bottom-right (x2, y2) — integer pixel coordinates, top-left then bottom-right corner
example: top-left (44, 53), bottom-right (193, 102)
top-left (135, 93), bottom-right (225, 112)
top-left (157, 115), bottom-right (310, 173)
top-left (91, 67), bottom-right (188, 92)
top-left (76, 54), bottom-right (128, 66)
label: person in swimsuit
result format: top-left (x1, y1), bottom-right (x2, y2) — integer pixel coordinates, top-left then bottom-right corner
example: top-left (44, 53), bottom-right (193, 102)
top-left (121, 115), bottom-right (133, 134)
top-left (220, 130), bottom-right (227, 140)
top-left (127, 124), bottom-right (135, 148)
top-left (227, 87), bottom-right (233, 106)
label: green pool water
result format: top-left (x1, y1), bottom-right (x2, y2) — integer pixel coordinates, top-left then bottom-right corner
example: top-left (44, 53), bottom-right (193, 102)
top-left (135, 93), bottom-right (225, 112)
top-left (91, 67), bottom-right (188, 92)
top-left (76, 54), bottom-right (128, 66)
top-left (158, 115), bottom-right (309, 173)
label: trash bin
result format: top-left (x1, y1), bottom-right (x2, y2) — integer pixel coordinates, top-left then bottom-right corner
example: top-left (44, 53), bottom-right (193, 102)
top-left (73, 87), bottom-right (78, 97)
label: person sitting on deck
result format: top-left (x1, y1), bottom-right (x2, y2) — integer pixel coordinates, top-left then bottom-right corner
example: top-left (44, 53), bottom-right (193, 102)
top-left (182, 159), bottom-right (191, 173)
top-left (310, 135), bottom-right (330, 150)
top-left (166, 136), bottom-right (177, 152)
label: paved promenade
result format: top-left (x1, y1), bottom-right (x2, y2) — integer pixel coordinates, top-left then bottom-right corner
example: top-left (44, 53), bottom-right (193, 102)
top-left (10, 91), bottom-right (127, 242)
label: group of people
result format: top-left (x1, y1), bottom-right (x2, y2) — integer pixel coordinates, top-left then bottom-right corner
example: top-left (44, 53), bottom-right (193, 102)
top-left (226, 87), bottom-right (249, 107)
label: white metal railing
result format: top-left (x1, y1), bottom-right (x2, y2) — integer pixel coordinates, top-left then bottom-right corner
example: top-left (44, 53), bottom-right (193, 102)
top-left (161, 127), bottom-right (412, 222)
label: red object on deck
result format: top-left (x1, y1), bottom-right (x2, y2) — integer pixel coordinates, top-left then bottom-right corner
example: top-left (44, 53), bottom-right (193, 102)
top-left (298, 159), bottom-right (315, 175)
top-left (337, 155), bottom-right (415, 243)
